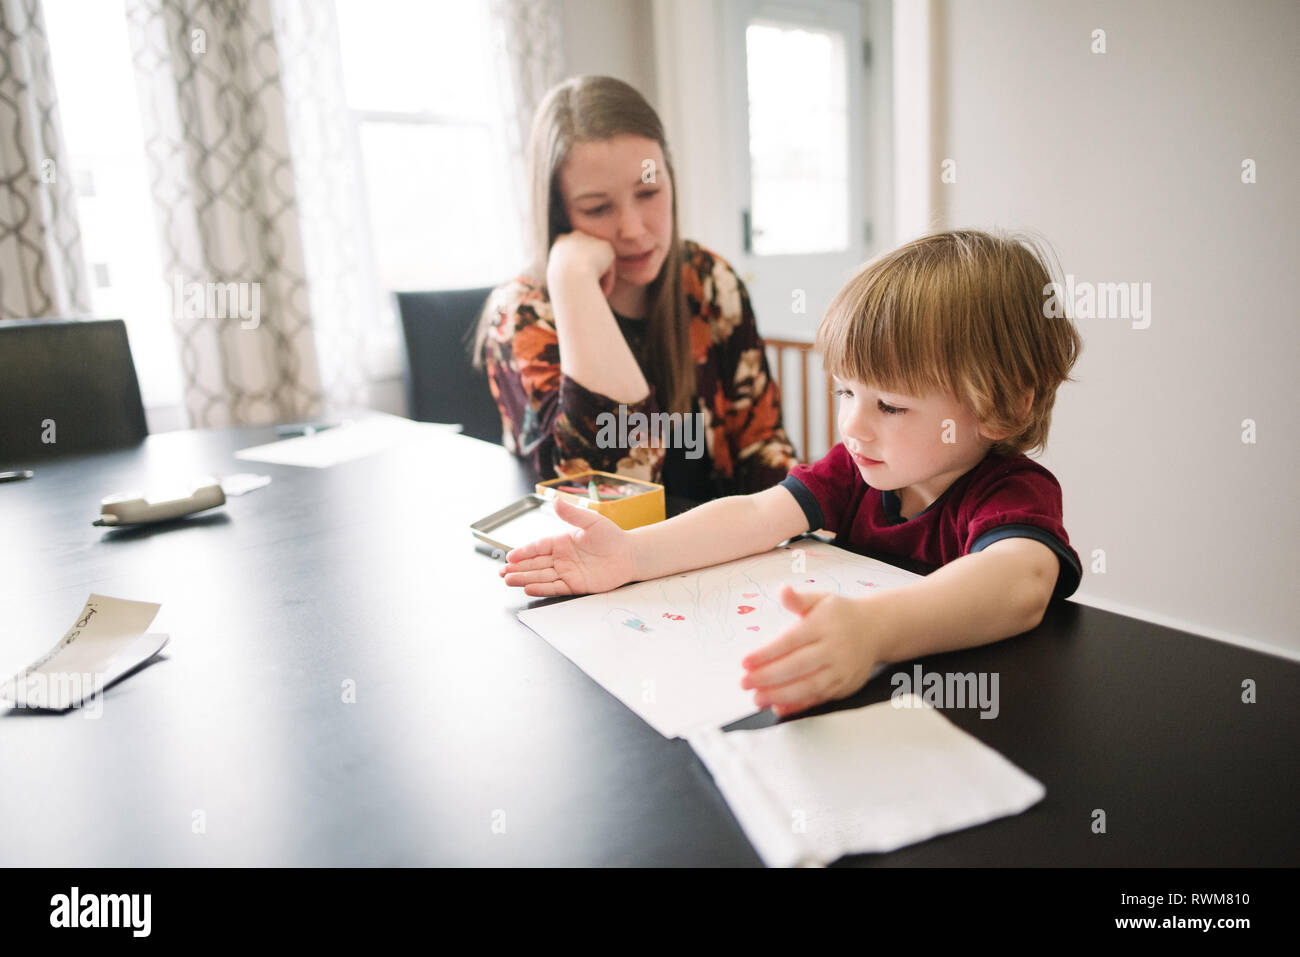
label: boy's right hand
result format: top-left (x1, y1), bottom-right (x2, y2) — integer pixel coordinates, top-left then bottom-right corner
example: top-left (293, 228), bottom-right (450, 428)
top-left (499, 498), bottom-right (636, 596)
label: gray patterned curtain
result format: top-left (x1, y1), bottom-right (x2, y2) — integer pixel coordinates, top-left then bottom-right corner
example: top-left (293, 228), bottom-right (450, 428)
top-left (0, 0), bottom-right (90, 319)
top-left (126, 0), bottom-right (324, 427)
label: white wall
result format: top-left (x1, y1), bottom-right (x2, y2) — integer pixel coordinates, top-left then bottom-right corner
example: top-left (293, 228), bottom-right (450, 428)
top-left (933, 0), bottom-right (1299, 655)
top-left (560, 0), bottom-right (658, 95)
top-left (649, 0), bottom-right (742, 264)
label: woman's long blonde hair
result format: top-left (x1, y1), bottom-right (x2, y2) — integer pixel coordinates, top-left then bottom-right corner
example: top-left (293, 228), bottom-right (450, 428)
top-left (474, 75), bottom-right (693, 415)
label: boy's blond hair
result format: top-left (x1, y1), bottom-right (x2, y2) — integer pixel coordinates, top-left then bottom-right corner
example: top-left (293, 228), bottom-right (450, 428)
top-left (816, 229), bottom-right (1082, 457)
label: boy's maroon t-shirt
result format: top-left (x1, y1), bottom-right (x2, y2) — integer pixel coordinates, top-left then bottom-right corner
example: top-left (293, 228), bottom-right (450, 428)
top-left (781, 443), bottom-right (1082, 600)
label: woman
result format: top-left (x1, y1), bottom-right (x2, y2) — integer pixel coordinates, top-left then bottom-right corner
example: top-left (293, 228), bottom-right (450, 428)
top-left (475, 75), bottom-right (796, 500)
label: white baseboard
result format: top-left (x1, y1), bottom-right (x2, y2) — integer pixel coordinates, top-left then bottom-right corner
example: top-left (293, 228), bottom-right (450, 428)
top-left (1068, 590), bottom-right (1299, 664)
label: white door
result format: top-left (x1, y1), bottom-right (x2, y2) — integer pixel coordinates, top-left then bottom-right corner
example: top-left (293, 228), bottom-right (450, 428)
top-left (723, 0), bottom-right (872, 460)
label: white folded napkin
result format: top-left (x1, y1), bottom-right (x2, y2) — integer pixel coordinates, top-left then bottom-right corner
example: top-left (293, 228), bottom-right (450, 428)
top-left (687, 694), bottom-right (1046, 866)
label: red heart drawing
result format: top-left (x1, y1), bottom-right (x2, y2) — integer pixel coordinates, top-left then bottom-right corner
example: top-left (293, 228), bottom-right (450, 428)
top-left (737, 605), bottom-right (755, 615)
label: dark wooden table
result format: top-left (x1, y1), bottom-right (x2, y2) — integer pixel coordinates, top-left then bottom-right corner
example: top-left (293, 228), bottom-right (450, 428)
top-left (1, 425), bottom-right (1296, 865)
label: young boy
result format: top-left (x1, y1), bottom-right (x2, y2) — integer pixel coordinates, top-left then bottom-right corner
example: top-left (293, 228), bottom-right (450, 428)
top-left (500, 229), bottom-right (1084, 718)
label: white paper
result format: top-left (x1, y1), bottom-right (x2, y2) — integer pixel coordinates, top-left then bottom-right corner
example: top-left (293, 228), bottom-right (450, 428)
top-left (1, 595), bottom-right (167, 710)
top-left (687, 695), bottom-right (1047, 867)
top-left (516, 542), bottom-right (920, 738)
top-left (234, 415), bottom-right (458, 468)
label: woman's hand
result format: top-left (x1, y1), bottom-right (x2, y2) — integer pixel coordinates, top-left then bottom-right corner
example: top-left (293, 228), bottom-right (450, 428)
top-left (739, 586), bottom-right (886, 718)
top-left (547, 231), bottom-right (617, 299)
top-left (499, 498), bottom-right (639, 596)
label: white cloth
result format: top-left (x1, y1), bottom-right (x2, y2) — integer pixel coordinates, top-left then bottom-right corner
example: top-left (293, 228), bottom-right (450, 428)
top-left (687, 694), bottom-right (1046, 867)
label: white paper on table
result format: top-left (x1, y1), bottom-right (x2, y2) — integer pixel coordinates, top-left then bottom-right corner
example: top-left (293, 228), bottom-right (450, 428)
top-left (234, 414), bottom-right (459, 468)
top-left (687, 694), bottom-right (1047, 867)
top-left (0, 595), bottom-right (168, 710)
top-left (516, 542), bottom-right (920, 738)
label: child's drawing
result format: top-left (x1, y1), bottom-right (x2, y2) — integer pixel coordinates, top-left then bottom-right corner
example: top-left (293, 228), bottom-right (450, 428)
top-left (519, 543), bottom-right (921, 738)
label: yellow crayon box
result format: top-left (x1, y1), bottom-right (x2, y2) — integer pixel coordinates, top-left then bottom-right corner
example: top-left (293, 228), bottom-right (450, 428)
top-left (535, 470), bottom-right (665, 531)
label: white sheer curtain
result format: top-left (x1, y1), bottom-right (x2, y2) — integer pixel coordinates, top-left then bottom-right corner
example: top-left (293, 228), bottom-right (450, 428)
top-left (272, 0), bottom-right (381, 415)
top-left (489, 0), bottom-right (567, 237)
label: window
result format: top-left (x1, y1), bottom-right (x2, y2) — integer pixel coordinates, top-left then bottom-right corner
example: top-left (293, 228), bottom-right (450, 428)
top-left (335, 0), bottom-right (525, 291)
top-left (43, 0), bottom-right (182, 421)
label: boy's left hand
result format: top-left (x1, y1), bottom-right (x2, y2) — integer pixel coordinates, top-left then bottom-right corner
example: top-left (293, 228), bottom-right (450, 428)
top-left (740, 585), bottom-right (885, 718)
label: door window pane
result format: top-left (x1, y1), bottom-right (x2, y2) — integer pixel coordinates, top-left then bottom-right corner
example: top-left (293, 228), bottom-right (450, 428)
top-left (745, 21), bottom-right (849, 256)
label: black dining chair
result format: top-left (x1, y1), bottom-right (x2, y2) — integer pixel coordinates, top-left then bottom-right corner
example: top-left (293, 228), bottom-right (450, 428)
top-left (395, 288), bottom-right (503, 445)
top-left (0, 318), bottom-right (148, 468)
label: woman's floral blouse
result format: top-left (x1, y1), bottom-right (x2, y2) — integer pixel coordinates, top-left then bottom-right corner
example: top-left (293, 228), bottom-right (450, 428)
top-left (482, 240), bottom-right (797, 498)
